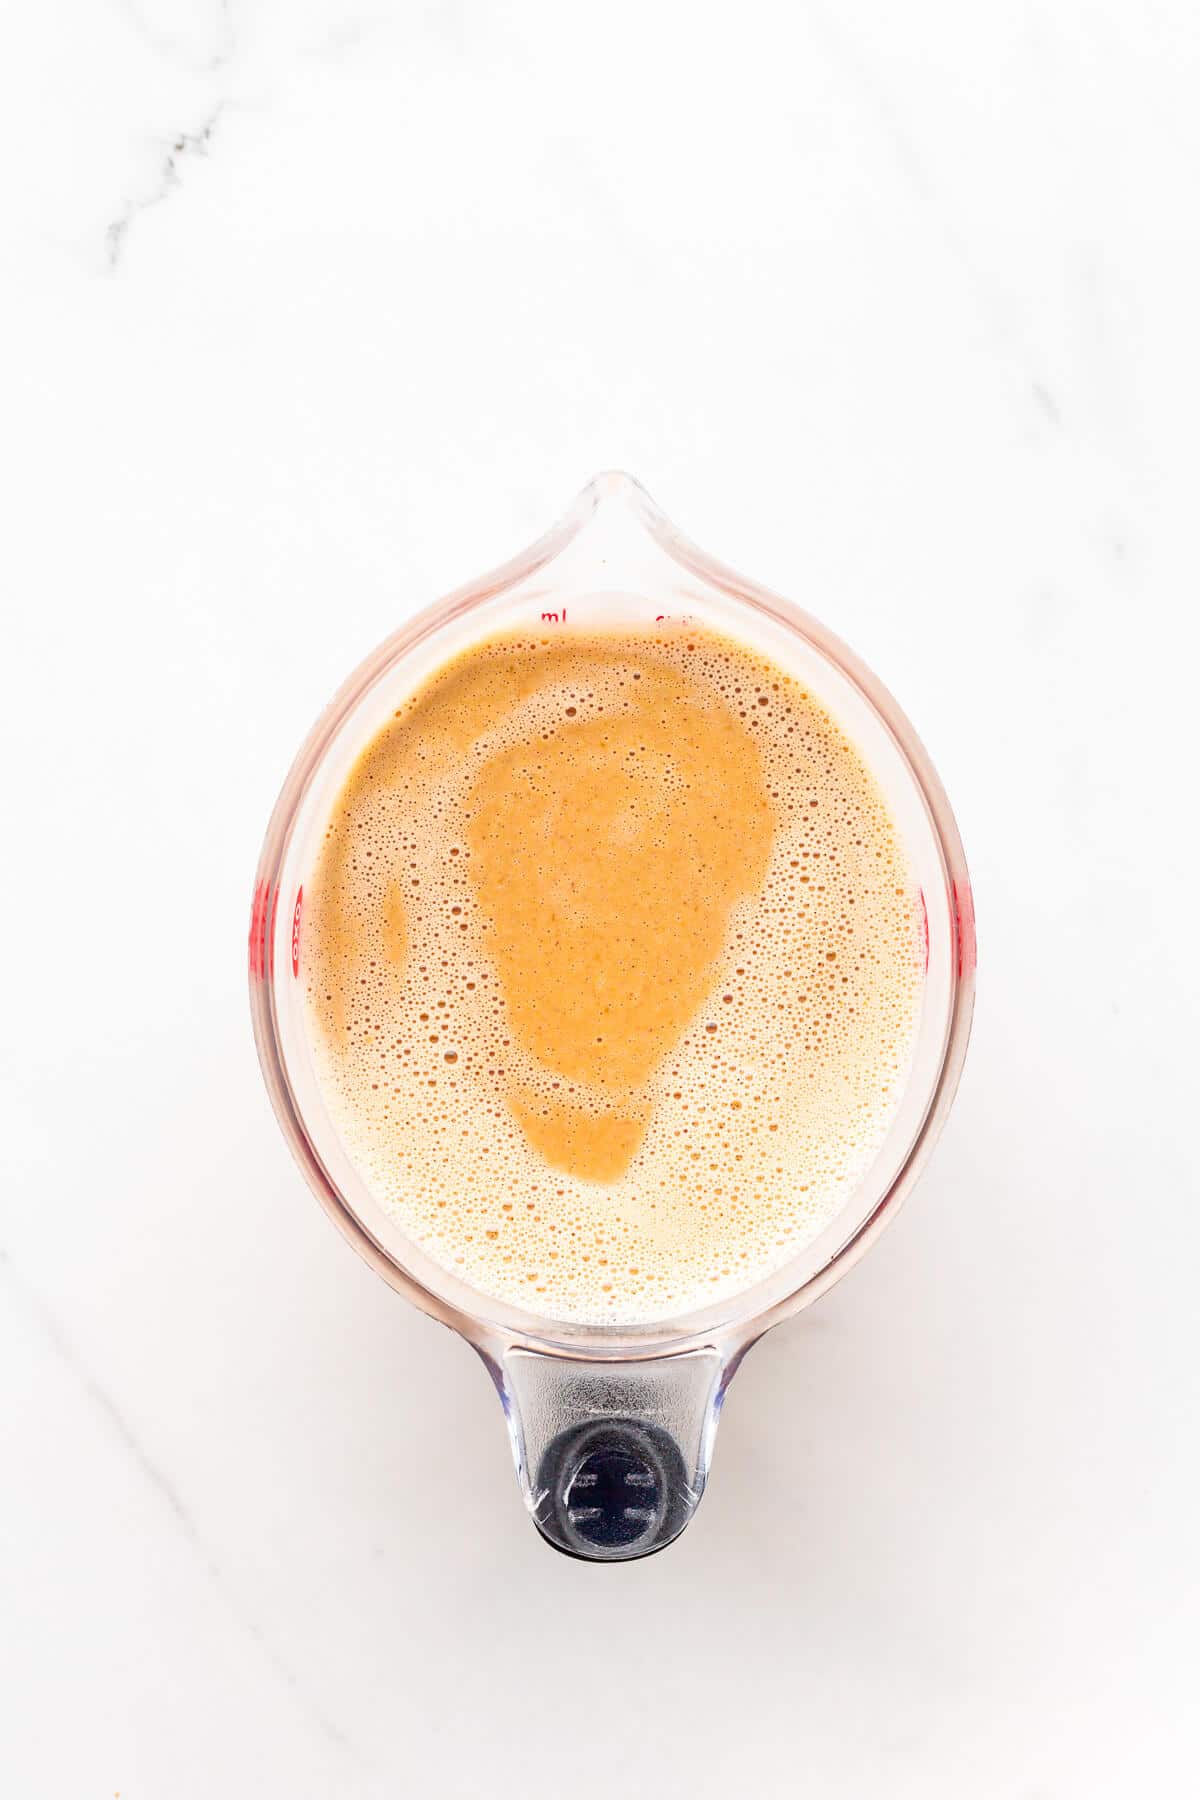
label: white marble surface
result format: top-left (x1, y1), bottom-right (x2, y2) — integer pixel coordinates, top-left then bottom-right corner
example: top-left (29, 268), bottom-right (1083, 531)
top-left (4, 3), bottom-right (1199, 1795)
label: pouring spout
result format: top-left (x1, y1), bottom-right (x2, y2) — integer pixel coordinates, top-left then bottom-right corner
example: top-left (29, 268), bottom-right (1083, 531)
top-left (490, 1344), bottom-right (729, 1562)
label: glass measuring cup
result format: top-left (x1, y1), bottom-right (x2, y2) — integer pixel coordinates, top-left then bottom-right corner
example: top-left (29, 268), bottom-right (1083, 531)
top-left (248, 473), bottom-right (975, 1562)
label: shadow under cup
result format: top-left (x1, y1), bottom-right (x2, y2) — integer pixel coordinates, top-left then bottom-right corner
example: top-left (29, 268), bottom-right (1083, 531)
top-left (249, 474), bottom-right (975, 1562)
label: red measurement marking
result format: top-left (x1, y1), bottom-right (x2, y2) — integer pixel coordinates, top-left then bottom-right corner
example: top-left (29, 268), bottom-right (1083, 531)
top-left (953, 878), bottom-right (976, 979)
top-left (291, 886), bottom-right (303, 977)
top-left (268, 883), bottom-right (279, 977)
top-left (917, 888), bottom-right (929, 973)
top-left (540, 607), bottom-right (567, 623)
top-left (248, 880), bottom-right (270, 981)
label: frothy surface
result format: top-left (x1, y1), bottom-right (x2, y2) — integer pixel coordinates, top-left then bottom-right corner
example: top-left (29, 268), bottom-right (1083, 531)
top-left (304, 626), bottom-right (923, 1325)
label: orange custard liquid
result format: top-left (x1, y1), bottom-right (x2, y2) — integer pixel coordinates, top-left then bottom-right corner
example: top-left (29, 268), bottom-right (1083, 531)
top-left (304, 626), bottom-right (923, 1324)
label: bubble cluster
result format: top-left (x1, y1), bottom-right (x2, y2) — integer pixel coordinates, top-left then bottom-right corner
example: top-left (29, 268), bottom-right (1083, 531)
top-left (303, 626), bottom-right (924, 1325)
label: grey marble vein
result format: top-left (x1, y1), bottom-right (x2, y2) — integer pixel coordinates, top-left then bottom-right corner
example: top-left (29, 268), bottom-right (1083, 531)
top-left (105, 102), bottom-right (226, 268)
top-left (2, 1253), bottom-right (367, 1769)
top-left (799, 0), bottom-right (1066, 431)
top-left (119, 0), bottom-right (234, 75)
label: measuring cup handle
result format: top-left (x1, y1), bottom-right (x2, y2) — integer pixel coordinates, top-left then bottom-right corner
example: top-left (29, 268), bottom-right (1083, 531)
top-left (484, 1343), bottom-right (738, 1561)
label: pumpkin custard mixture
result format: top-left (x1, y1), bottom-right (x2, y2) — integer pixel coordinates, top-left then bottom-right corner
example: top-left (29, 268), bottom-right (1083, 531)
top-left (303, 626), bottom-right (923, 1324)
